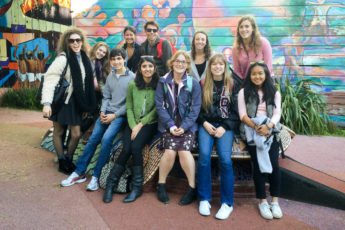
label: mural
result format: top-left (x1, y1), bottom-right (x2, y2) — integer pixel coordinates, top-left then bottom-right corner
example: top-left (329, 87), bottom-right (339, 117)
top-left (1, 0), bottom-right (344, 124)
top-left (0, 0), bottom-right (70, 88)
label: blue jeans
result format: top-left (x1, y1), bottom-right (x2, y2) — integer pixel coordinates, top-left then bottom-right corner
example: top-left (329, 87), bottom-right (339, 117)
top-left (197, 123), bottom-right (234, 205)
top-left (75, 116), bottom-right (124, 178)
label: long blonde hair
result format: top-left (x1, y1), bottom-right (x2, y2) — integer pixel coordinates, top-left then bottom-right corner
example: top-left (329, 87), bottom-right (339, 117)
top-left (89, 41), bottom-right (111, 81)
top-left (202, 53), bottom-right (233, 112)
top-left (233, 15), bottom-right (262, 57)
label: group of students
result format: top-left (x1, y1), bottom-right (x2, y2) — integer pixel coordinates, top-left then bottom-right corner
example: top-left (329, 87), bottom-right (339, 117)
top-left (41, 15), bottom-right (282, 221)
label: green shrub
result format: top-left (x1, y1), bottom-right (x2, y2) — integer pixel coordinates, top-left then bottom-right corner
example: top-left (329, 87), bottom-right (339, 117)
top-left (276, 77), bottom-right (331, 135)
top-left (1, 87), bottom-right (42, 111)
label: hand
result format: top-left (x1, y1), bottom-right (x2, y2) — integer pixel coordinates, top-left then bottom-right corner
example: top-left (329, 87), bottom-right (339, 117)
top-left (257, 124), bottom-right (269, 136)
top-left (42, 105), bottom-right (52, 118)
top-left (131, 122), bottom-right (143, 140)
top-left (101, 113), bottom-right (116, 124)
top-left (174, 127), bottom-right (185, 136)
top-left (214, 126), bottom-right (226, 138)
top-left (203, 121), bottom-right (217, 136)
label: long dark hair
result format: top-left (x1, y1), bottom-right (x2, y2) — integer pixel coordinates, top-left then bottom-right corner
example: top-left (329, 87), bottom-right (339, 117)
top-left (242, 62), bottom-right (276, 106)
top-left (135, 56), bottom-right (159, 90)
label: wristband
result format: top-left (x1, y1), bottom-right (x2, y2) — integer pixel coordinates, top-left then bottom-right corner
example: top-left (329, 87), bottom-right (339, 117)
top-left (170, 125), bottom-right (177, 133)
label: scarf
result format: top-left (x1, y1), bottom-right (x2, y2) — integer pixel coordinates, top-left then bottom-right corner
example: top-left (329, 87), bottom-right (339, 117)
top-left (68, 49), bottom-right (96, 112)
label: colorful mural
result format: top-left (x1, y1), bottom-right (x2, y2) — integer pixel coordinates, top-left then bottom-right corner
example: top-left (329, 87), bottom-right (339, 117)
top-left (0, 0), bottom-right (70, 88)
top-left (1, 0), bottom-right (344, 123)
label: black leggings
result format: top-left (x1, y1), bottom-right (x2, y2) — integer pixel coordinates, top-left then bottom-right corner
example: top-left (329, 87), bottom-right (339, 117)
top-left (247, 138), bottom-right (281, 199)
top-left (115, 123), bottom-right (157, 167)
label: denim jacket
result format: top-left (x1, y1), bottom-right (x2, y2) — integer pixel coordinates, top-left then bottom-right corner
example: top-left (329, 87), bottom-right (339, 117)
top-left (155, 71), bottom-right (202, 133)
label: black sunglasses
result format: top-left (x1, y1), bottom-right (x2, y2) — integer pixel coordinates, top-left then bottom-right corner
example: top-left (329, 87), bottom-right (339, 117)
top-left (68, 38), bottom-right (82, 44)
top-left (146, 28), bottom-right (158, 33)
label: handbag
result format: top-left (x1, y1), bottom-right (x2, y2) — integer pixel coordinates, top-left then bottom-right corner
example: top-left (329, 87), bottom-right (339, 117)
top-left (37, 55), bottom-right (69, 109)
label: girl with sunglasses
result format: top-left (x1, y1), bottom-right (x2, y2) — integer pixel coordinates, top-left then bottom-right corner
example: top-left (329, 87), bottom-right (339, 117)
top-left (238, 61), bottom-right (282, 220)
top-left (41, 27), bottom-right (96, 174)
top-left (232, 15), bottom-right (274, 79)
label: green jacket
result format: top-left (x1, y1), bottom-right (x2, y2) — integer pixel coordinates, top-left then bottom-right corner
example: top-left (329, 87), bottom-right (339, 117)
top-left (126, 80), bottom-right (158, 129)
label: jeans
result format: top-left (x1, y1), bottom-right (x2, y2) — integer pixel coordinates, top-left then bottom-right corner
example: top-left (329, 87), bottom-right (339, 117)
top-left (197, 123), bottom-right (235, 205)
top-left (75, 116), bottom-right (124, 178)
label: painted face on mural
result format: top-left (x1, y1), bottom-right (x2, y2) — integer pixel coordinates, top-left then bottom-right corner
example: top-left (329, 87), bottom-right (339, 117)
top-left (173, 54), bottom-right (188, 75)
top-left (18, 53), bottom-right (24, 60)
top-left (95, 45), bottom-right (107, 60)
top-left (68, 33), bottom-right (82, 53)
top-left (211, 57), bottom-right (225, 78)
top-left (124, 30), bottom-right (136, 45)
top-left (194, 33), bottom-right (207, 51)
top-left (239, 20), bottom-right (253, 41)
top-left (145, 25), bottom-right (159, 43)
top-left (37, 51), bottom-right (44, 60)
top-left (26, 51), bottom-right (33, 59)
top-left (250, 65), bottom-right (266, 88)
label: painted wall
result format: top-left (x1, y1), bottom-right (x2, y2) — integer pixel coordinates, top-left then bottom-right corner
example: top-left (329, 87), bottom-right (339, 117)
top-left (74, 0), bottom-right (345, 124)
top-left (1, 0), bottom-right (344, 123)
top-left (0, 0), bottom-right (71, 88)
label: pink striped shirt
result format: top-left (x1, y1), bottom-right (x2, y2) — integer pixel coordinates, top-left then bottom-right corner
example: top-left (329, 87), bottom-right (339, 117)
top-left (232, 37), bottom-right (273, 79)
top-left (238, 89), bottom-right (281, 126)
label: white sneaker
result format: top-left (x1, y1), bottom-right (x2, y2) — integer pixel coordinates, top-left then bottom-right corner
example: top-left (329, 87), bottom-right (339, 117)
top-left (271, 202), bottom-right (283, 219)
top-left (199, 201), bottom-right (211, 216)
top-left (215, 203), bottom-right (233, 220)
top-left (61, 172), bottom-right (86, 187)
top-left (86, 176), bottom-right (99, 191)
top-left (258, 201), bottom-right (273, 220)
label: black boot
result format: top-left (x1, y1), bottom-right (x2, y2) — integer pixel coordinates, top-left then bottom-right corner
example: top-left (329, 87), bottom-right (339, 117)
top-left (103, 163), bottom-right (125, 203)
top-left (58, 157), bottom-right (70, 175)
top-left (157, 183), bottom-right (169, 204)
top-left (64, 154), bottom-right (76, 173)
top-left (179, 186), bottom-right (196, 206)
top-left (123, 166), bottom-right (143, 203)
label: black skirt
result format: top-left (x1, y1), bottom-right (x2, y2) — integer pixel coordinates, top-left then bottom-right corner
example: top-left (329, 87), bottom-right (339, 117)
top-left (49, 96), bottom-right (82, 126)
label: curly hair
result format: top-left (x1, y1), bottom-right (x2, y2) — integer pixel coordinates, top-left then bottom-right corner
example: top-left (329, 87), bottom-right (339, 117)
top-left (167, 50), bottom-right (191, 74)
top-left (233, 15), bottom-right (262, 57)
top-left (191, 31), bottom-right (212, 60)
top-left (89, 41), bottom-right (111, 80)
top-left (242, 62), bottom-right (277, 106)
top-left (135, 56), bottom-right (159, 90)
top-left (57, 27), bottom-right (90, 56)
top-left (202, 53), bottom-right (233, 112)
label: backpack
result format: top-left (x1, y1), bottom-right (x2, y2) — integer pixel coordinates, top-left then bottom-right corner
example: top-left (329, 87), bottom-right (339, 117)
top-left (157, 38), bottom-right (177, 58)
top-left (163, 76), bottom-right (193, 116)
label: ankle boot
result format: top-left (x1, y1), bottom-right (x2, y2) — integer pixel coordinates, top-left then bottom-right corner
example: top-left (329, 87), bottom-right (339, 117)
top-left (157, 183), bottom-right (169, 204)
top-left (103, 163), bottom-right (125, 203)
top-left (123, 166), bottom-right (143, 203)
top-left (179, 186), bottom-right (196, 206)
top-left (58, 157), bottom-right (69, 175)
top-left (64, 155), bottom-right (76, 173)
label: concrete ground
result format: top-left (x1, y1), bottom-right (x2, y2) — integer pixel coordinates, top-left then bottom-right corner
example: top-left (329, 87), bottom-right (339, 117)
top-left (0, 108), bottom-right (344, 230)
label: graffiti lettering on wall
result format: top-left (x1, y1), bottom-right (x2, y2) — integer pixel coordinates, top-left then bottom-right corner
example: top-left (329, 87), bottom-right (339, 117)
top-left (0, 0), bottom-right (71, 88)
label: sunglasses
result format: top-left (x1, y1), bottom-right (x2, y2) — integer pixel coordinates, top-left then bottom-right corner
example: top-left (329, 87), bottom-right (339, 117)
top-left (141, 55), bottom-right (154, 60)
top-left (250, 60), bottom-right (264, 65)
top-left (146, 28), bottom-right (158, 33)
top-left (68, 38), bottom-right (82, 44)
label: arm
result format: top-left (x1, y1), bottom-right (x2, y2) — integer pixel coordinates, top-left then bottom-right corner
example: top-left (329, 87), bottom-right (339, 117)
top-left (155, 80), bottom-right (175, 130)
top-left (180, 80), bottom-right (202, 131)
top-left (238, 89), bottom-right (259, 131)
top-left (261, 38), bottom-right (274, 76)
top-left (140, 106), bottom-right (157, 126)
top-left (126, 82), bottom-right (137, 129)
top-left (44, 53), bottom-right (52, 62)
top-left (33, 45), bottom-right (39, 55)
top-left (13, 45), bottom-right (19, 60)
top-left (232, 47), bottom-right (243, 79)
top-left (100, 74), bottom-right (112, 113)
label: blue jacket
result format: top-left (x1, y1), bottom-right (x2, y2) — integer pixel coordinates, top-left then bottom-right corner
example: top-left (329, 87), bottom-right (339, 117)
top-left (155, 71), bottom-right (202, 133)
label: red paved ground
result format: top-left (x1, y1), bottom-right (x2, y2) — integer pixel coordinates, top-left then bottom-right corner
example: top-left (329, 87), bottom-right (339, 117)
top-left (0, 108), bottom-right (344, 230)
